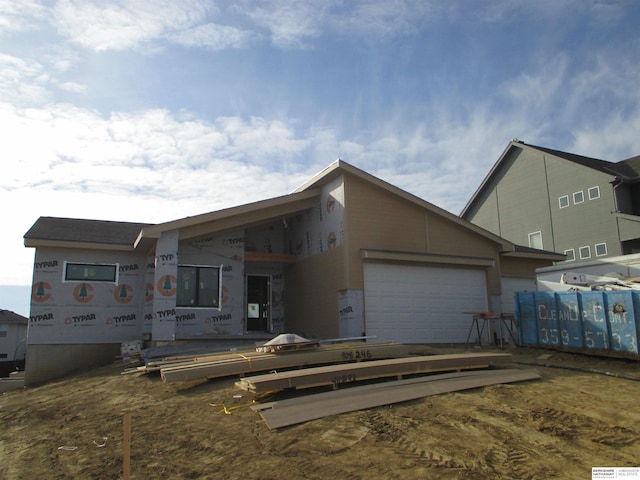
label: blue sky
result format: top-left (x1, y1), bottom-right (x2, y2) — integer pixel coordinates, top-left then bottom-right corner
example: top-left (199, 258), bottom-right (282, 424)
top-left (2, 0), bottom-right (640, 317)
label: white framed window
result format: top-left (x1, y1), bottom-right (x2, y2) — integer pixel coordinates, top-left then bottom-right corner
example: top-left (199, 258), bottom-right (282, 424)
top-left (64, 262), bottom-right (118, 283)
top-left (579, 245), bottom-right (591, 259)
top-left (528, 231), bottom-right (543, 250)
top-left (573, 191), bottom-right (584, 205)
top-left (588, 186), bottom-right (600, 200)
top-left (559, 195), bottom-right (570, 209)
top-left (595, 242), bottom-right (607, 256)
top-left (564, 249), bottom-right (575, 262)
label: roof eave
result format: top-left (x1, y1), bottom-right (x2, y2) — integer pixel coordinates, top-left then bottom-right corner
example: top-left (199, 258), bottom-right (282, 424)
top-left (24, 239), bottom-right (137, 251)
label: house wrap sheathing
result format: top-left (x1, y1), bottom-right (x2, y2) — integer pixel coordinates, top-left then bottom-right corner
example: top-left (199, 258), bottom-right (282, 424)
top-left (24, 160), bottom-right (562, 384)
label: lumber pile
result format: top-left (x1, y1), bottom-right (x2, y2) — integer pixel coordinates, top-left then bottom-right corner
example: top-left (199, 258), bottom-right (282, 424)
top-left (252, 368), bottom-right (541, 429)
top-left (236, 352), bottom-right (512, 393)
top-left (160, 342), bottom-right (410, 383)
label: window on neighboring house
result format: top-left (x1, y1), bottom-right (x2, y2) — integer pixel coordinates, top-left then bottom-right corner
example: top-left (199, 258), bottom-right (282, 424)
top-left (595, 243), bottom-right (607, 256)
top-left (0, 330), bottom-right (7, 337)
top-left (564, 249), bottom-right (575, 262)
top-left (528, 231), bottom-right (543, 250)
top-left (0, 353), bottom-right (7, 359)
top-left (559, 195), bottom-right (570, 209)
top-left (573, 191), bottom-right (584, 204)
top-left (588, 186), bottom-right (600, 200)
top-left (579, 245), bottom-right (591, 259)
top-left (176, 265), bottom-right (221, 308)
top-left (64, 262), bottom-right (118, 283)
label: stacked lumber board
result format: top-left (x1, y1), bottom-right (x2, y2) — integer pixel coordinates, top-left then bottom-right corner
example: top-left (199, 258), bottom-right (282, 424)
top-left (252, 368), bottom-right (541, 429)
top-left (160, 342), bottom-right (409, 383)
top-left (236, 352), bottom-right (512, 393)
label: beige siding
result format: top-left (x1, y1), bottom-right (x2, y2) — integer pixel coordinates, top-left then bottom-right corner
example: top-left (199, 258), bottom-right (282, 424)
top-left (343, 175), bottom-right (428, 289)
top-left (284, 246), bottom-right (345, 339)
top-left (343, 173), bottom-right (504, 296)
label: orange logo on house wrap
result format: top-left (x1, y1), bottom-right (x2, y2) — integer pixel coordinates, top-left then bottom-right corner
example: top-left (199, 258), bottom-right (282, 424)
top-left (73, 283), bottom-right (94, 303)
top-left (157, 275), bottom-right (177, 296)
top-left (328, 232), bottom-right (337, 248)
top-left (145, 283), bottom-right (154, 303)
top-left (326, 194), bottom-right (336, 214)
top-left (32, 281), bottom-right (53, 302)
top-left (114, 284), bottom-right (134, 304)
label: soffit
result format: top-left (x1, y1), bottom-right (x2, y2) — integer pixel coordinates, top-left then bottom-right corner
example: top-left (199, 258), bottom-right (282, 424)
top-left (142, 189), bottom-right (321, 241)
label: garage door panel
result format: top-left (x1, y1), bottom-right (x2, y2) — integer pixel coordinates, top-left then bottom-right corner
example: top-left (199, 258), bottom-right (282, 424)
top-left (364, 264), bottom-right (488, 344)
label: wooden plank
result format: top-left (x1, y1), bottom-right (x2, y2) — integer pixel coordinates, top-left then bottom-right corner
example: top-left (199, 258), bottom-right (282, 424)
top-left (252, 368), bottom-right (541, 429)
top-left (236, 352), bottom-right (512, 393)
top-left (160, 343), bottom-right (409, 383)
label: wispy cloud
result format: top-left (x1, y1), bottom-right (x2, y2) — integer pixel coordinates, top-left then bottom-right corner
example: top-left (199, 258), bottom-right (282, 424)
top-left (0, 0), bottom-right (46, 36)
top-left (52, 0), bottom-right (213, 51)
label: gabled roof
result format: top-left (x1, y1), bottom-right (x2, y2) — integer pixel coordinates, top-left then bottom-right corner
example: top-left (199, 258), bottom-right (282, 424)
top-left (24, 217), bottom-right (149, 250)
top-left (24, 160), bottom-right (521, 254)
top-left (460, 140), bottom-right (640, 218)
top-left (0, 310), bottom-right (28, 325)
top-left (298, 159), bottom-right (515, 251)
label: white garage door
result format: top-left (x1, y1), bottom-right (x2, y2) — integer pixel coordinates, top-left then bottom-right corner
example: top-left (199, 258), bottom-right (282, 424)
top-left (364, 263), bottom-right (488, 343)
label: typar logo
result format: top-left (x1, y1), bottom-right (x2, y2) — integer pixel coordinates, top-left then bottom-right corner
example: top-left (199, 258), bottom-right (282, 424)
top-left (32, 281), bottom-right (53, 302)
top-left (157, 275), bottom-right (177, 296)
top-left (73, 283), bottom-right (94, 303)
top-left (114, 284), bottom-right (134, 304)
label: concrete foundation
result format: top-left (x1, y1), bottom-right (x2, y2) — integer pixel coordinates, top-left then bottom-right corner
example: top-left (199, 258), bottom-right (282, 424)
top-left (24, 344), bottom-right (121, 386)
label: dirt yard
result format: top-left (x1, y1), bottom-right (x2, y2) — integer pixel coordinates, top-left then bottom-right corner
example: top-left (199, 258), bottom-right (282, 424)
top-left (1, 346), bottom-right (639, 479)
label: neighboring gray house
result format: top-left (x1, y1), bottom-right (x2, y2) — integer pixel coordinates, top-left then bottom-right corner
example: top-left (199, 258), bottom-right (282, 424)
top-left (461, 140), bottom-right (640, 263)
top-left (0, 310), bottom-right (27, 376)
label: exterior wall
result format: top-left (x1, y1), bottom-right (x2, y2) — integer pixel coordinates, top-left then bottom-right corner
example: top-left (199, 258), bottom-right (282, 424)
top-left (285, 246), bottom-right (345, 339)
top-left (285, 176), bottom-right (344, 259)
top-left (0, 323), bottom-right (27, 361)
top-left (284, 177), bottom-right (346, 339)
top-left (28, 247), bottom-right (148, 345)
top-left (467, 146), bottom-right (622, 260)
top-left (544, 155), bottom-right (621, 259)
top-left (343, 174), bottom-right (428, 290)
top-left (175, 232), bottom-right (245, 337)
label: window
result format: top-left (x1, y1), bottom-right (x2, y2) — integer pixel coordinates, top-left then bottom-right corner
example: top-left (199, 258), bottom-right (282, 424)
top-left (528, 231), bottom-right (543, 250)
top-left (564, 249), bottom-right (575, 262)
top-left (176, 265), bottom-right (221, 308)
top-left (579, 246), bottom-right (591, 259)
top-left (588, 186), bottom-right (600, 200)
top-left (558, 195), bottom-right (570, 209)
top-left (573, 191), bottom-right (584, 204)
top-left (0, 330), bottom-right (7, 337)
top-left (0, 353), bottom-right (7, 359)
top-left (595, 243), bottom-right (607, 256)
top-left (64, 262), bottom-right (117, 283)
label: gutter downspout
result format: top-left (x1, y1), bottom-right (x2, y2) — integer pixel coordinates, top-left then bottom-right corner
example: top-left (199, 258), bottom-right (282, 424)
top-left (612, 176), bottom-right (623, 213)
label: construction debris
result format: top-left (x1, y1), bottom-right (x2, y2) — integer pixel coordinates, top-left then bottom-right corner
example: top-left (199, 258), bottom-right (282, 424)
top-left (255, 334), bottom-right (320, 353)
top-left (539, 271), bottom-right (640, 292)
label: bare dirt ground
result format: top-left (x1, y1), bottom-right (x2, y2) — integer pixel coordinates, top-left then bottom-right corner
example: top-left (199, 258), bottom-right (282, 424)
top-left (1, 346), bottom-right (639, 480)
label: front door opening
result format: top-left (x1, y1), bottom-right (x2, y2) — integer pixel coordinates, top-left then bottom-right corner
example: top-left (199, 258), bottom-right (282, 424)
top-left (247, 275), bottom-right (270, 332)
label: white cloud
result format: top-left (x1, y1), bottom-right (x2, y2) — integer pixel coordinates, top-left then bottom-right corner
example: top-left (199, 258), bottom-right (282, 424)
top-left (169, 23), bottom-right (256, 50)
top-left (52, 0), bottom-right (213, 51)
top-left (0, 0), bottom-right (46, 36)
top-left (0, 53), bottom-right (51, 104)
